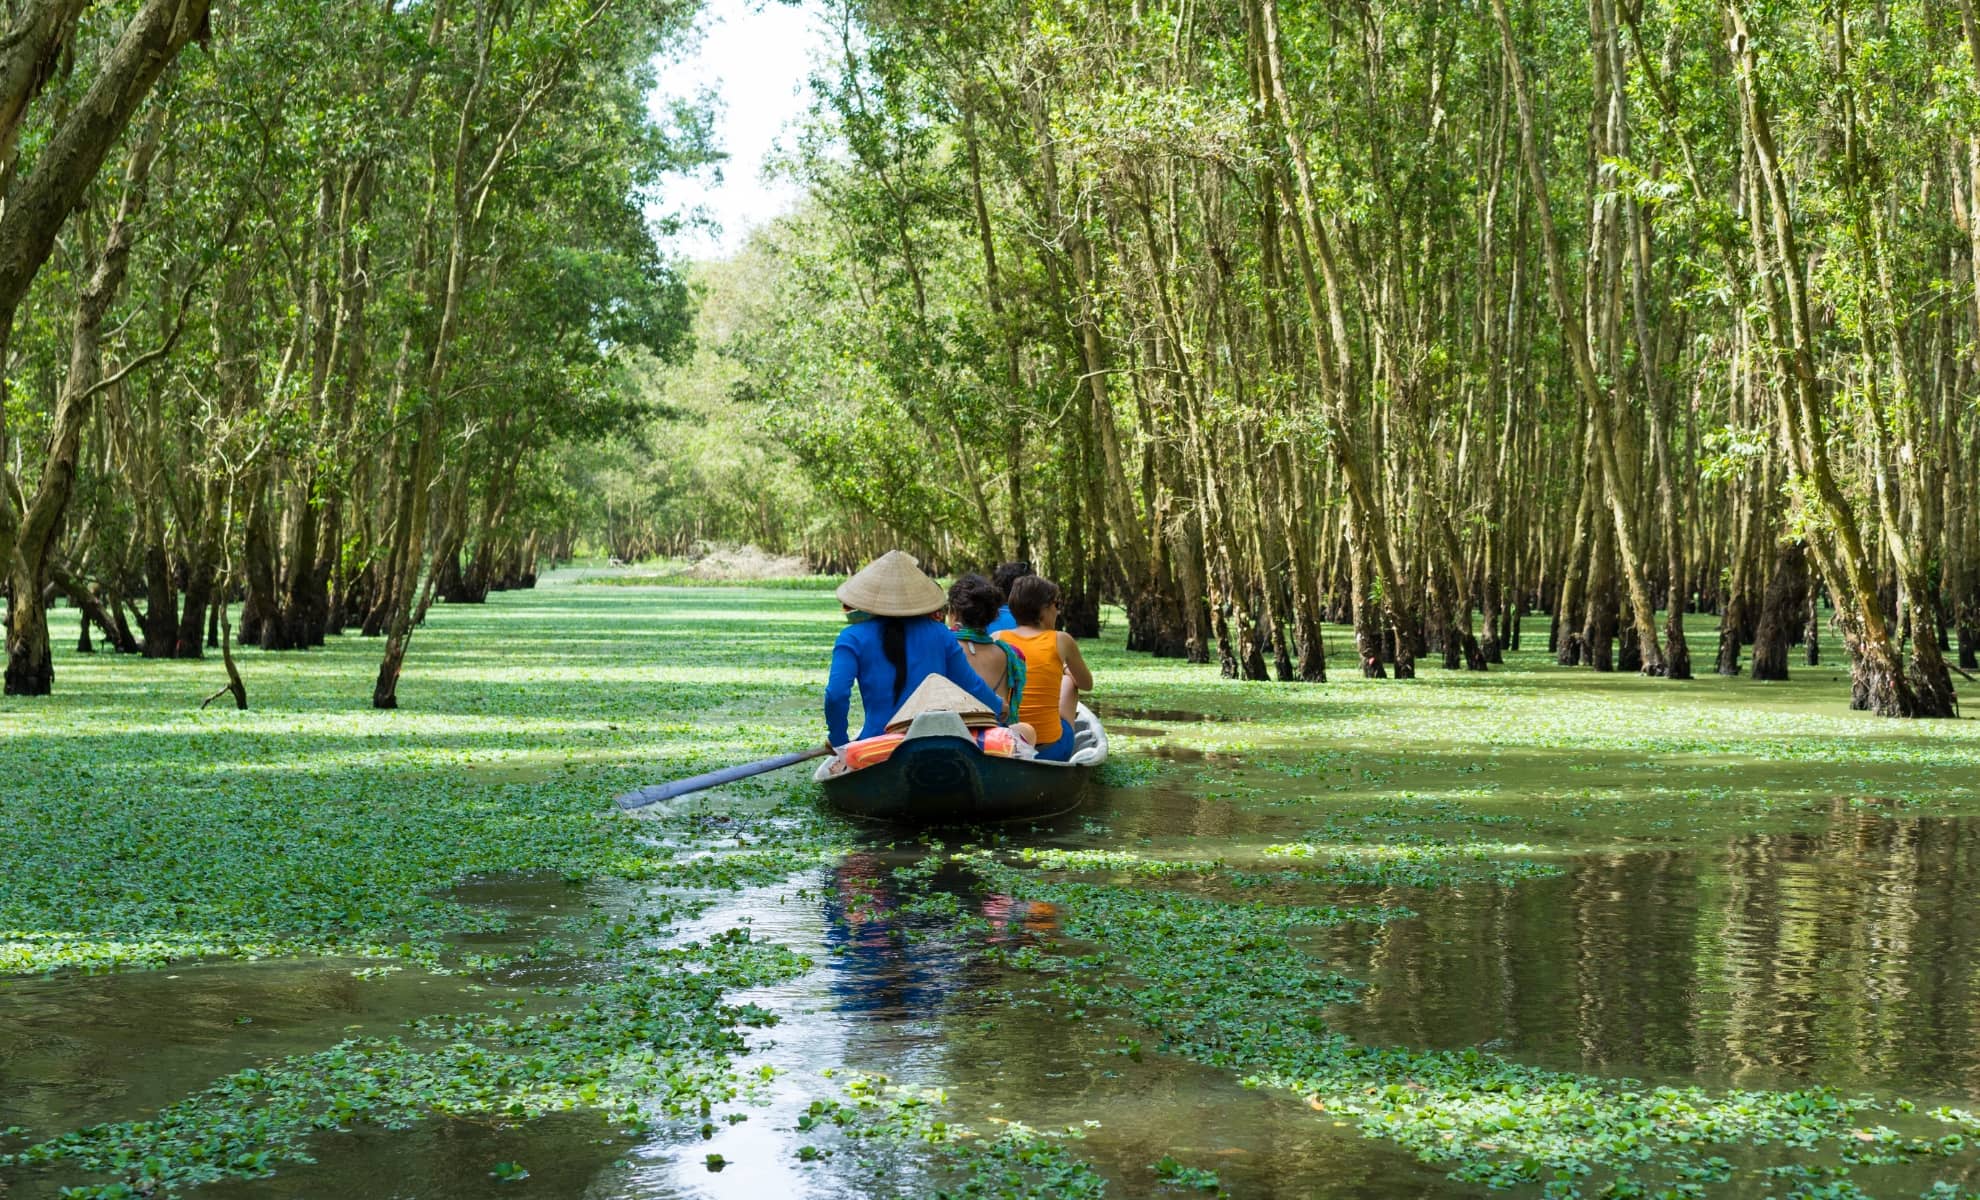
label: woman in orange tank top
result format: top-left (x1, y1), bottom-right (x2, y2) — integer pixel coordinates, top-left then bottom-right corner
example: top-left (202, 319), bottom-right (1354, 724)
top-left (995, 575), bottom-right (1094, 763)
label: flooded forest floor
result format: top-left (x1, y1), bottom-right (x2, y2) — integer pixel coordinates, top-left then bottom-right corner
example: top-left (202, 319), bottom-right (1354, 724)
top-left (5, 576), bottom-right (1980, 1200)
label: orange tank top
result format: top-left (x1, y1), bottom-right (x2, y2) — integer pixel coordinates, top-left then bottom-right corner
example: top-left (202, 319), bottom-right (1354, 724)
top-left (996, 629), bottom-right (1065, 745)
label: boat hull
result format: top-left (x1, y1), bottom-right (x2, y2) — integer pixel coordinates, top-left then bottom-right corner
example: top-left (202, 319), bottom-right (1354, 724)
top-left (818, 705), bottom-right (1107, 825)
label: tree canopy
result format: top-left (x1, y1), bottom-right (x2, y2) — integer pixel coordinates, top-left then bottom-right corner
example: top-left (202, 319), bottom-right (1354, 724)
top-left (682, 0), bottom-right (1980, 716)
top-left (4, 0), bottom-right (1976, 720)
top-left (0, 0), bottom-right (706, 706)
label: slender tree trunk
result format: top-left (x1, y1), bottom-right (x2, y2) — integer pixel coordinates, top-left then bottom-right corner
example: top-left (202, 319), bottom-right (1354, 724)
top-left (373, 409), bottom-right (439, 708)
top-left (1493, 0), bottom-right (1664, 675)
top-left (1256, 0), bottom-right (1419, 678)
top-left (4, 115), bottom-right (164, 693)
top-left (1750, 540), bottom-right (1806, 681)
top-left (1729, 3), bottom-right (1921, 716)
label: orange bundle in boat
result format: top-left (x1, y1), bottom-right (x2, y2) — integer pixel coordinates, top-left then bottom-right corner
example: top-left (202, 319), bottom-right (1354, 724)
top-left (839, 725), bottom-right (1029, 771)
top-left (974, 726), bottom-right (1023, 758)
top-left (839, 733), bottom-right (906, 770)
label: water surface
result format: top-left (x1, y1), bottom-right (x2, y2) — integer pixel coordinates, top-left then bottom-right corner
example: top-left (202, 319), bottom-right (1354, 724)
top-left (11, 775), bottom-right (1980, 1197)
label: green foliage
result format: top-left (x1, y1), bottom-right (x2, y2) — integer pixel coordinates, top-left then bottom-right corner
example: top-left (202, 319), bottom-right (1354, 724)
top-left (1, 0), bottom-right (712, 702)
top-left (556, 259), bottom-right (831, 563)
top-left (811, 1074), bottom-right (1111, 1199)
top-left (679, 0), bottom-right (1980, 720)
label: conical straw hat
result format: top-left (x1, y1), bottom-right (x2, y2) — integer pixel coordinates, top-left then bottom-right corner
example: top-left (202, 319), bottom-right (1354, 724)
top-left (885, 673), bottom-right (997, 731)
top-left (837, 550), bottom-right (946, 617)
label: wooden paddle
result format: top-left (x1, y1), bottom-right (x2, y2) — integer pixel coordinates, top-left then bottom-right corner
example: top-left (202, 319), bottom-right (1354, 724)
top-left (614, 745), bottom-right (834, 812)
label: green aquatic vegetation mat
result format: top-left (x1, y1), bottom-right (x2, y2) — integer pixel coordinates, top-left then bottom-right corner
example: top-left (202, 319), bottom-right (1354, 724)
top-left (953, 850), bottom-right (1980, 1196)
top-left (1151, 1154), bottom-right (1223, 1192)
top-left (1093, 756), bottom-right (1177, 789)
top-left (5, 929), bottom-right (810, 1197)
top-left (799, 1072), bottom-right (1111, 1199)
top-left (574, 574), bottom-right (846, 590)
top-left (1014, 847), bottom-right (1221, 878)
top-left (9, 587), bottom-right (1980, 1196)
top-left (1098, 617), bottom-right (1980, 842)
top-left (0, 588), bottom-right (850, 976)
top-left (1260, 837), bottom-right (1564, 888)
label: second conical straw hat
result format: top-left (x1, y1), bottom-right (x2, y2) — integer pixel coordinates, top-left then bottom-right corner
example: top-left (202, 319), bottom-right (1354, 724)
top-left (885, 673), bottom-right (997, 731)
top-left (837, 549), bottom-right (946, 617)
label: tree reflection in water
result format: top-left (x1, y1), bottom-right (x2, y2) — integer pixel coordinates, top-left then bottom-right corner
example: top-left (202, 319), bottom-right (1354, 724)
top-left (1319, 810), bottom-right (1980, 1099)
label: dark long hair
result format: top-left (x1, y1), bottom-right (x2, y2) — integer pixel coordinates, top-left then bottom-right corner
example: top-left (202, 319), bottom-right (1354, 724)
top-left (879, 617), bottom-right (910, 704)
top-left (947, 573), bottom-right (1002, 630)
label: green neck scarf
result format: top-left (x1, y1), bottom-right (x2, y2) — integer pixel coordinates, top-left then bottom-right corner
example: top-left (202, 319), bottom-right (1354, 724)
top-left (955, 627), bottom-right (1026, 725)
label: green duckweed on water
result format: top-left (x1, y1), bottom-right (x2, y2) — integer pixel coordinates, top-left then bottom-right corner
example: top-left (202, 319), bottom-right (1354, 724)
top-left (5, 575), bottom-right (1980, 1197)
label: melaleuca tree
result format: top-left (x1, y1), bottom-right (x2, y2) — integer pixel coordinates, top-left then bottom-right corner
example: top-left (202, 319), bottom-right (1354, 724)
top-left (712, 0), bottom-right (1976, 715)
top-left (2, 0), bottom-right (708, 707)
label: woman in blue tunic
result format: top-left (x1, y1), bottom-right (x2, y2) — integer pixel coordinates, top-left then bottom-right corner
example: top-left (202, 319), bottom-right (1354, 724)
top-left (825, 551), bottom-right (1004, 748)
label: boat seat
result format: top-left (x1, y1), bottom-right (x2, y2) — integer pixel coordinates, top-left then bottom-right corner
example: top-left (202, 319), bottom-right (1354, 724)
top-left (1070, 712), bottom-right (1098, 748)
top-left (1065, 704), bottom-right (1107, 766)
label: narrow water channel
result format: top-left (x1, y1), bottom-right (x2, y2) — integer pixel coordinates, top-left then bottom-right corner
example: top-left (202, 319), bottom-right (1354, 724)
top-left (7, 784), bottom-right (1980, 1197)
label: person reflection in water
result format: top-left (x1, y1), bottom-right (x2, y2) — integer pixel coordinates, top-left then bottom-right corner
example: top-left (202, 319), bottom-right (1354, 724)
top-left (822, 851), bottom-right (1058, 1018)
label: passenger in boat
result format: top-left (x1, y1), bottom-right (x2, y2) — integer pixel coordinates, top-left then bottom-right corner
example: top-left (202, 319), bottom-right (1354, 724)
top-left (825, 551), bottom-right (1004, 748)
top-left (947, 573), bottom-right (1037, 743)
top-left (995, 575), bottom-right (1094, 763)
top-left (986, 561), bottom-right (1033, 635)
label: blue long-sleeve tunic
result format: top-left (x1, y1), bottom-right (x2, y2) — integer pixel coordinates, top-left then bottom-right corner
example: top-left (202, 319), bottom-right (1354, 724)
top-left (825, 617), bottom-right (1005, 745)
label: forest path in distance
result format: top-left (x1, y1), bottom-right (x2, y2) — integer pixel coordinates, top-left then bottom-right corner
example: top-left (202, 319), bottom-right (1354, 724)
top-left (4, 571), bottom-right (1980, 1199)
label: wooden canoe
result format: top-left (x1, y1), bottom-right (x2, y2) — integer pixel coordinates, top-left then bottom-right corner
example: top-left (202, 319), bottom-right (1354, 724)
top-left (816, 704), bottom-right (1108, 824)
